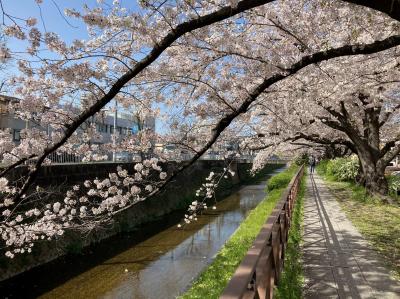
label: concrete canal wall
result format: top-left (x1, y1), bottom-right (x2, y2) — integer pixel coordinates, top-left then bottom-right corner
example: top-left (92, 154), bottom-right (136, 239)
top-left (0, 161), bottom-right (284, 281)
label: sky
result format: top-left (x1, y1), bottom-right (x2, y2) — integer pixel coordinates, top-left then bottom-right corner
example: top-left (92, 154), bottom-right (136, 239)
top-left (2, 0), bottom-right (141, 62)
top-left (0, 1), bottom-right (170, 133)
top-left (2, 0), bottom-right (141, 44)
top-left (1, 1), bottom-right (93, 83)
top-left (4, 0), bottom-right (91, 50)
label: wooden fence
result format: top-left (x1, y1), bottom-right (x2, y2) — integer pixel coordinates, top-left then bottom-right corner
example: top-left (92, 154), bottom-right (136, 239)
top-left (220, 165), bottom-right (305, 299)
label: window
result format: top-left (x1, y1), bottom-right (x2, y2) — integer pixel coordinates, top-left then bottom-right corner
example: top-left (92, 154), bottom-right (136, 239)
top-left (0, 103), bottom-right (7, 114)
top-left (13, 129), bottom-right (21, 141)
top-left (97, 123), bottom-right (108, 133)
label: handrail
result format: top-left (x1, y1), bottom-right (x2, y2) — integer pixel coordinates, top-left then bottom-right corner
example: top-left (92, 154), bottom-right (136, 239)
top-left (220, 164), bottom-right (305, 299)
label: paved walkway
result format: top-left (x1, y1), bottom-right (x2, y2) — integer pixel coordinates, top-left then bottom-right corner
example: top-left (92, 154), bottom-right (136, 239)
top-left (302, 173), bottom-right (400, 299)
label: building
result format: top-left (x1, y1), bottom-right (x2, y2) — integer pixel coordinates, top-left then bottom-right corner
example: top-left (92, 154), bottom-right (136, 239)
top-left (93, 111), bottom-right (155, 144)
top-left (0, 95), bottom-right (156, 162)
top-left (0, 95), bottom-right (32, 142)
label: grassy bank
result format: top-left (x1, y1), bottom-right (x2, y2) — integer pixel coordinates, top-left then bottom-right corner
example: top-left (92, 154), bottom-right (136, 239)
top-left (274, 172), bottom-right (306, 299)
top-left (316, 163), bottom-right (400, 280)
top-left (180, 165), bottom-right (300, 299)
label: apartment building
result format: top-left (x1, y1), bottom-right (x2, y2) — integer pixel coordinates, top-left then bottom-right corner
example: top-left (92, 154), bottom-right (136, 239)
top-left (0, 95), bottom-right (156, 162)
top-left (0, 95), bottom-right (155, 144)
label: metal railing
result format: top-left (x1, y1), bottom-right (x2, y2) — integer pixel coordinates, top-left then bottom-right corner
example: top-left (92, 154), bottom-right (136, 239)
top-left (47, 152), bottom-right (83, 164)
top-left (220, 165), bottom-right (305, 299)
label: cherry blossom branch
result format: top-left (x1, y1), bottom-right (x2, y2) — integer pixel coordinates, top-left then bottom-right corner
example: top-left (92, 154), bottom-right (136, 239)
top-left (143, 34), bottom-right (400, 203)
top-left (8, 0), bottom-right (277, 201)
top-left (177, 160), bottom-right (237, 228)
top-left (3, 33), bottom-right (400, 258)
top-left (0, 154), bottom-right (37, 178)
top-left (382, 143), bottom-right (400, 166)
top-left (292, 132), bottom-right (356, 153)
top-left (342, 0), bottom-right (400, 22)
top-left (5, 1), bottom-right (400, 202)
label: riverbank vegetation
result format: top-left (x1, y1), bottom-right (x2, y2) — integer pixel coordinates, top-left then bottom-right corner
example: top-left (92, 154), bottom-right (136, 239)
top-left (180, 165), bottom-right (302, 299)
top-left (317, 160), bottom-right (400, 279)
top-left (317, 158), bottom-right (400, 201)
top-left (274, 171), bottom-right (305, 299)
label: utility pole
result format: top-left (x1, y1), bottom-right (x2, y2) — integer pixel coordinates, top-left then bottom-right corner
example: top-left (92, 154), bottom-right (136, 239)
top-left (112, 100), bottom-right (117, 162)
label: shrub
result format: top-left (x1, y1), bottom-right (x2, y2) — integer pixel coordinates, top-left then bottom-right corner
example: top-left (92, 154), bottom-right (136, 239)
top-left (325, 156), bottom-right (359, 182)
top-left (388, 174), bottom-right (400, 196)
top-left (316, 159), bottom-right (329, 175)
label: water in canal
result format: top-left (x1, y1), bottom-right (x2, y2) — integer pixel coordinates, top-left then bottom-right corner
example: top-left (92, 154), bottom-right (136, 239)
top-left (1, 167), bottom-right (284, 299)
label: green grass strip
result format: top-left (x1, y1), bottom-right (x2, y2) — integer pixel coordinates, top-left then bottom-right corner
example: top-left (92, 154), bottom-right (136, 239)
top-left (274, 172), bottom-right (306, 299)
top-left (180, 165), bottom-right (300, 299)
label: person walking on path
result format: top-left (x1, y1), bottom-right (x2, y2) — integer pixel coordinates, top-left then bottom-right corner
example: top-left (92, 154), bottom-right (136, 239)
top-left (309, 155), bottom-right (316, 174)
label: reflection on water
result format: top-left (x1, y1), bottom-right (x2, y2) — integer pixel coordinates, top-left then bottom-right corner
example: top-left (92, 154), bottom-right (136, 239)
top-left (1, 169), bottom-right (283, 299)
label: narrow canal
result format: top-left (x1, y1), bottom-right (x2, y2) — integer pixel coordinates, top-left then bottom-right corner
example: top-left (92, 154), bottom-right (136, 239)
top-left (0, 167), bottom-right (284, 299)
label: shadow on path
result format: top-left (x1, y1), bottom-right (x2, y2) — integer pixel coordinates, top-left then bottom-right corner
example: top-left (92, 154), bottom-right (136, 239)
top-left (302, 173), bottom-right (400, 299)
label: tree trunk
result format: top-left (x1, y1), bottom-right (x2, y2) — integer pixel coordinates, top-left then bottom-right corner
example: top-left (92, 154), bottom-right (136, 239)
top-left (358, 154), bottom-right (388, 196)
top-left (363, 169), bottom-right (388, 195)
top-left (355, 159), bottom-right (366, 186)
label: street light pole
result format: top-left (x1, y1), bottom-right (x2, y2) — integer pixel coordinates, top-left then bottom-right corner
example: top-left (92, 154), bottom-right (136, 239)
top-left (112, 100), bottom-right (117, 162)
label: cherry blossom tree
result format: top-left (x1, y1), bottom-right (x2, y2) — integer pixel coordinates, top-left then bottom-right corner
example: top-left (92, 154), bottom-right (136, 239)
top-left (245, 52), bottom-right (400, 195)
top-left (145, 0), bottom-right (400, 195)
top-left (1, 0), bottom-right (400, 257)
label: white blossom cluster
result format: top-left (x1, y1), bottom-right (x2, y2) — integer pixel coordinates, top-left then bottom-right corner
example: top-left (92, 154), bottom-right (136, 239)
top-left (177, 162), bottom-right (235, 228)
top-left (0, 159), bottom-right (167, 258)
top-left (0, 0), bottom-right (399, 257)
